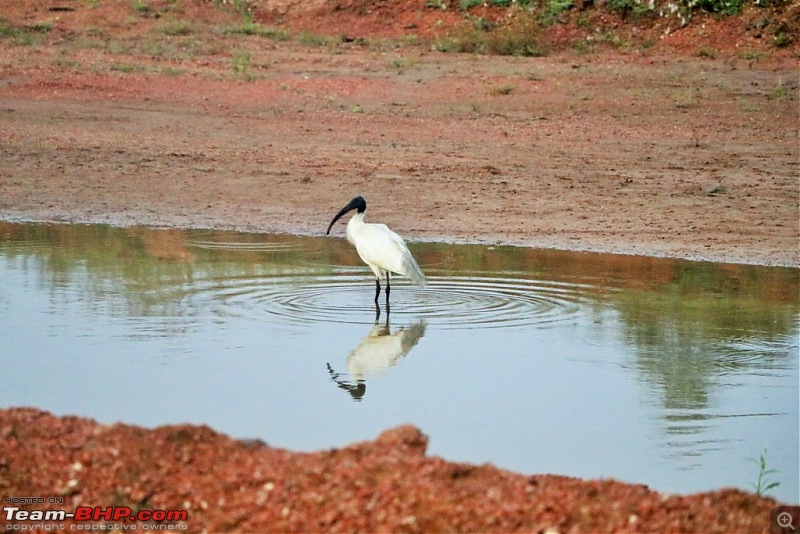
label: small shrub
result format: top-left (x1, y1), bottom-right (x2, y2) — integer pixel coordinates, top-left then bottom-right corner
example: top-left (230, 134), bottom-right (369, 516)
top-left (438, 10), bottom-right (546, 56)
top-left (216, 0), bottom-right (254, 23)
top-left (160, 21), bottom-right (194, 36)
top-left (110, 63), bottom-right (137, 73)
top-left (232, 50), bottom-right (251, 76)
top-left (742, 50), bottom-right (766, 62)
top-left (603, 0), bottom-right (747, 27)
top-left (132, 1), bottom-right (151, 15)
top-left (696, 47), bottom-right (716, 58)
top-left (692, 0), bottom-right (743, 15)
top-left (441, 23), bottom-right (484, 52)
top-left (672, 85), bottom-right (700, 108)
top-left (223, 22), bottom-right (291, 40)
top-left (107, 40), bottom-right (130, 54)
top-left (459, 0), bottom-right (483, 9)
top-left (139, 37), bottom-right (172, 58)
top-left (487, 12), bottom-right (546, 56)
top-left (0, 20), bottom-right (38, 45)
top-left (0, 18), bottom-right (14, 39)
top-left (773, 31), bottom-right (791, 48)
top-left (769, 81), bottom-right (787, 99)
top-left (490, 83), bottom-right (516, 95)
top-left (390, 57), bottom-right (414, 69)
top-left (161, 66), bottom-right (184, 76)
top-left (606, 0), bottom-right (654, 18)
top-left (27, 22), bottom-right (53, 33)
top-left (297, 32), bottom-right (332, 47)
top-left (432, 36), bottom-right (459, 52)
top-left (594, 30), bottom-right (628, 47)
top-left (426, 0), bottom-right (448, 9)
top-left (542, 0), bottom-right (573, 23)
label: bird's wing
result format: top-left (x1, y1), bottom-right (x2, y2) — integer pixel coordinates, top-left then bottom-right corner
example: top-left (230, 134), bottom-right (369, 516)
top-left (355, 224), bottom-right (427, 287)
top-left (397, 239), bottom-right (427, 288)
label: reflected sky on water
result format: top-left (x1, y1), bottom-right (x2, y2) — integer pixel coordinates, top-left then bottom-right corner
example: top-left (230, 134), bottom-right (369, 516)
top-left (0, 222), bottom-right (797, 502)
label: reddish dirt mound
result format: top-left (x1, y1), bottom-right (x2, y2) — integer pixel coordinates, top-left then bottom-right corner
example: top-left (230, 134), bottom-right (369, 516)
top-left (255, 0), bottom-right (468, 40)
top-left (251, 0), bottom-right (799, 57)
top-left (0, 408), bottom-right (783, 532)
top-left (1, 0), bottom-right (797, 57)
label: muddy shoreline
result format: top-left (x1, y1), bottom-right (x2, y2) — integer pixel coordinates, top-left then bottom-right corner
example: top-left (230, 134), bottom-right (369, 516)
top-left (0, 209), bottom-right (796, 268)
top-left (1, 75), bottom-right (797, 268)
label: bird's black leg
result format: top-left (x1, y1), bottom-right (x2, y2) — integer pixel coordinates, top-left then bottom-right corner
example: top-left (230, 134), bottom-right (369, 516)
top-left (385, 272), bottom-right (391, 305)
top-left (374, 278), bottom-right (381, 305)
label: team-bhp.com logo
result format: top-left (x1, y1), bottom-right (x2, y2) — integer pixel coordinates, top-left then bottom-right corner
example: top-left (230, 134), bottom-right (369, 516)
top-left (3, 504), bottom-right (189, 531)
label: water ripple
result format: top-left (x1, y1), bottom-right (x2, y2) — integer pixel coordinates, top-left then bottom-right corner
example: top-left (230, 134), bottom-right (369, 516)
top-left (179, 231), bottom-right (304, 253)
top-left (164, 273), bottom-right (592, 330)
top-left (713, 335), bottom-right (799, 374)
top-left (184, 239), bottom-right (303, 252)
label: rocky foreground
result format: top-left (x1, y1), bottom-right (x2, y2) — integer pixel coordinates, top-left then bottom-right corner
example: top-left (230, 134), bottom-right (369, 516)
top-left (0, 408), bottom-right (782, 533)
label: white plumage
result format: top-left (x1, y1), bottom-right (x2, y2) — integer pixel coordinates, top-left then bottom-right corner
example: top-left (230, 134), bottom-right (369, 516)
top-left (327, 195), bottom-right (427, 305)
top-left (345, 320), bottom-right (427, 380)
top-left (345, 212), bottom-right (427, 288)
top-left (327, 319), bottom-right (427, 400)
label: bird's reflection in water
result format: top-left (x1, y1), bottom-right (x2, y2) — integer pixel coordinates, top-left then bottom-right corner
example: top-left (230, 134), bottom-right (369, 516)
top-left (327, 310), bottom-right (426, 401)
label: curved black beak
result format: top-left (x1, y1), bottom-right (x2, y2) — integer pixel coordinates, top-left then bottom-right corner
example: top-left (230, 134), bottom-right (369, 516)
top-left (326, 196), bottom-right (366, 235)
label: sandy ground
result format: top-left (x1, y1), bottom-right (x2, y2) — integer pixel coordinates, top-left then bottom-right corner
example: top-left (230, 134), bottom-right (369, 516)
top-left (0, 3), bottom-right (797, 267)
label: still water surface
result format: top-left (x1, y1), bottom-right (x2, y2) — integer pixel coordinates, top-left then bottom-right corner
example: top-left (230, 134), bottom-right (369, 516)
top-left (0, 222), bottom-right (797, 502)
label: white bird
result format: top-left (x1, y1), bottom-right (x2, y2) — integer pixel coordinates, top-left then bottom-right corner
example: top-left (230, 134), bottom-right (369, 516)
top-left (346, 320), bottom-right (427, 380)
top-left (326, 195), bottom-right (427, 306)
top-left (327, 318), bottom-right (427, 401)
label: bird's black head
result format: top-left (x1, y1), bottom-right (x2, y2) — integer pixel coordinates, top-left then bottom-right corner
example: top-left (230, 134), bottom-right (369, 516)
top-left (326, 196), bottom-right (367, 235)
top-left (347, 196), bottom-right (367, 213)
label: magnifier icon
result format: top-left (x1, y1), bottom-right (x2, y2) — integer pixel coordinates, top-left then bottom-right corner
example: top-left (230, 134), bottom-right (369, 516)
top-left (778, 511), bottom-right (796, 531)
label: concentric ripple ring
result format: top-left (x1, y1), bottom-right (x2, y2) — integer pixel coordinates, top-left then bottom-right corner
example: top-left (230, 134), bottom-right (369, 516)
top-left (165, 272), bottom-right (592, 330)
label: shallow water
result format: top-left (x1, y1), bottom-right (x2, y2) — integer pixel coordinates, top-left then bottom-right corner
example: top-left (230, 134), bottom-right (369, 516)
top-left (1, 222), bottom-right (797, 502)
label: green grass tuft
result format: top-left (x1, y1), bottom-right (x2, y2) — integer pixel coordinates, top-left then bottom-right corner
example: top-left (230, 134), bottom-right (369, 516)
top-left (223, 22), bottom-right (291, 40)
top-left (160, 21), bottom-right (194, 36)
top-left (751, 448), bottom-right (780, 497)
top-left (297, 32), bottom-right (333, 47)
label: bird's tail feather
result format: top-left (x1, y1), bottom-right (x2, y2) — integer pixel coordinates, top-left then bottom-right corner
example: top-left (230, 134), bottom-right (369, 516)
top-left (403, 256), bottom-right (427, 288)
